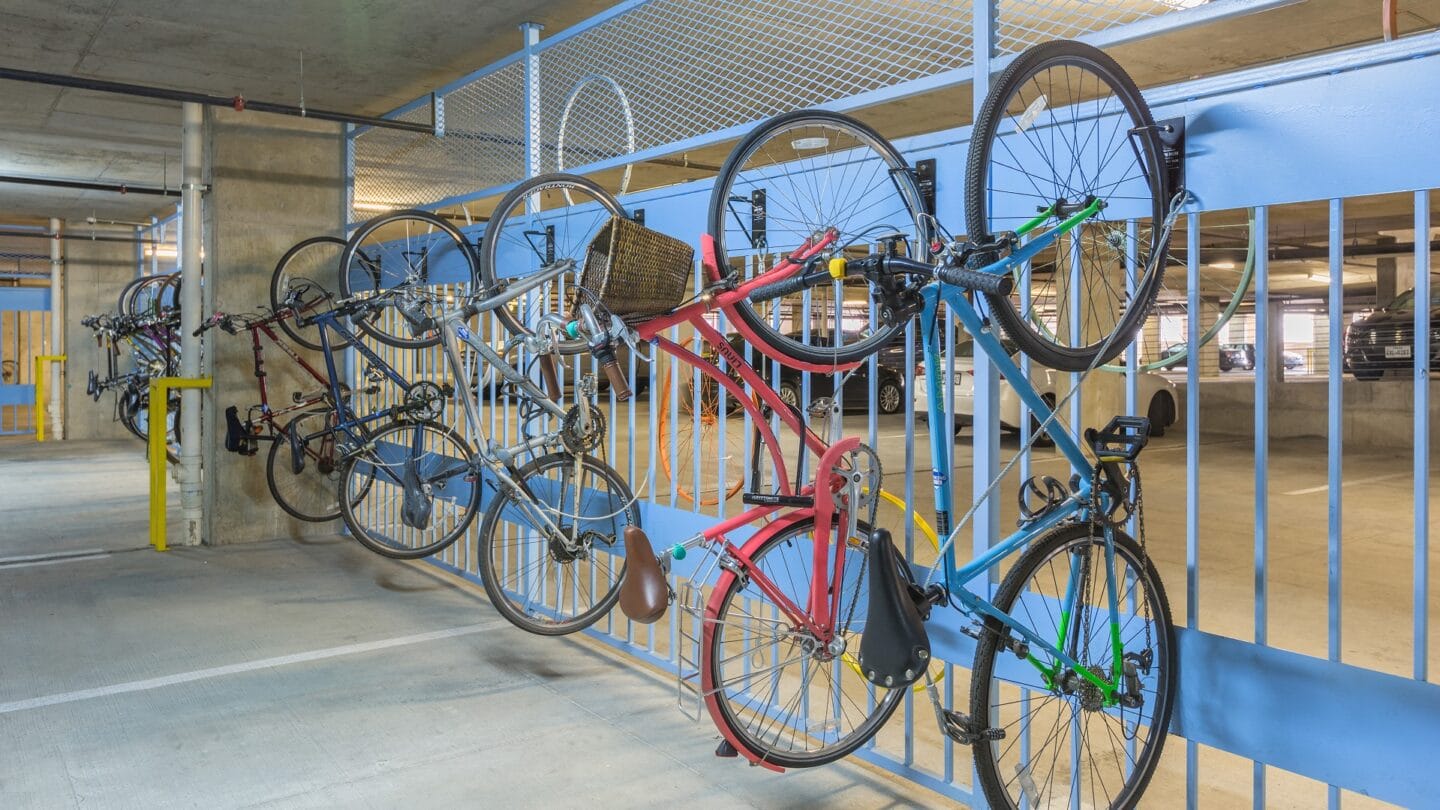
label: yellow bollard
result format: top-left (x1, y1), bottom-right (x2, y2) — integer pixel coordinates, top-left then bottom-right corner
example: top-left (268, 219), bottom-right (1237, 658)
top-left (148, 376), bottom-right (211, 551)
top-left (33, 355), bottom-right (66, 441)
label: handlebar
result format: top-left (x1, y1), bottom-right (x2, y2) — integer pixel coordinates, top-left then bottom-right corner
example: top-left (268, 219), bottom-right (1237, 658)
top-left (746, 252), bottom-right (1013, 303)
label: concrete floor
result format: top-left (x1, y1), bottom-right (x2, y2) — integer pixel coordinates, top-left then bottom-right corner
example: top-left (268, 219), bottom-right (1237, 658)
top-left (0, 438), bottom-right (924, 809)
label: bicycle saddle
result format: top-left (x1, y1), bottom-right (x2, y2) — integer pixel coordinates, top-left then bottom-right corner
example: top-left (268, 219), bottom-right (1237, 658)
top-left (618, 526), bottom-right (668, 624)
top-left (857, 529), bottom-right (931, 689)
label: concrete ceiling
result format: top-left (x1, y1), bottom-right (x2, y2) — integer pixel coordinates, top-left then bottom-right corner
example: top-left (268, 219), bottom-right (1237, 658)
top-left (0, 0), bottom-right (615, 222)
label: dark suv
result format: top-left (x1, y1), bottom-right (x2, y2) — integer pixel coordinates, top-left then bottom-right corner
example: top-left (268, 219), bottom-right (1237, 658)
top-left (722, 332), bottom-right (908, 414)
top-left (1344, 284), bottom-right (1440, 380)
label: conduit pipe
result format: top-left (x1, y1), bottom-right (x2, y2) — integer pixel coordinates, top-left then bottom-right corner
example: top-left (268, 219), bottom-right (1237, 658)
top-left (178, 102), bottom-right (204, 542)
top-left (47, 218), bottom-right (62, 439)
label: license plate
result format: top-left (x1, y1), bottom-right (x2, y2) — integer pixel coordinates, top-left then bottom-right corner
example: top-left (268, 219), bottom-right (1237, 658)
top-left (1385, 345), bottom-right (1412, 359)
top-left (953, 372), bottom-right (966, 385)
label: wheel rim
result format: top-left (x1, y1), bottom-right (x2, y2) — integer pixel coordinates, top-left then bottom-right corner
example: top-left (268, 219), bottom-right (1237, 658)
top-left (342, 421), bottom-right (477, 557)
top-left (340, 212), bottom-right (477, 348)
top-left (480, 175), bottom-right (624, 354)
top-left (878, 383), bottom-right (900, 413)
top-left (976, 530), bottom-right (1172, 808)
top-left (482, 454), bottom-right (633, 632)
top-left (273, 236), bottom-right (349, 352)
top-left (970, 47), bottom-right (1166, 368)
top-left (657, 368), bottom-right (747, 506)
top-left (708, 519), bottom-right (904, 766)
top-left (780, 384), bottom-right (799, 409)
top-left (713, 114), bottom-right (926, 365)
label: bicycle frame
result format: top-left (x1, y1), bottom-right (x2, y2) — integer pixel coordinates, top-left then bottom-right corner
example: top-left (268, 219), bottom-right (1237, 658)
top-left (920, 280), bottom-right (1126, 698)
top-left (241, 318), bottom-right (334, 438)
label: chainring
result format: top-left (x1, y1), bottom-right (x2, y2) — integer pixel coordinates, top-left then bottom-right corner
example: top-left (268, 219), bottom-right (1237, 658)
top-left (561, 404), bottom-right (606, 453)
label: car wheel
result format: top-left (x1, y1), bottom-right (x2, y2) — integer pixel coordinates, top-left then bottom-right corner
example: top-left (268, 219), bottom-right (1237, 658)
top-left (1353, 369), bottom-right (1383, 381)
top-left (778, 380), bottom-right (801, 412)
top-left (1146, 392), bottom-right (1174, 438)
top-left (876, 380), bottom-right (903, 414)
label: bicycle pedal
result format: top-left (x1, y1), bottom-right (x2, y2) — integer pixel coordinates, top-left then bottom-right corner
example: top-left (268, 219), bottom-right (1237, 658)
top-left (715, 739), bottom-right (738, 758)
top-left (942, 710), bottom-right (1005, 745)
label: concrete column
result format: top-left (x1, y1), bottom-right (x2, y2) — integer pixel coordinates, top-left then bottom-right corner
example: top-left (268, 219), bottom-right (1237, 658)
top-left (1375, 236), bottom-right (1399, 308)
top-left (202, 108), bottom-right (345, 545)
top-left (1199, 298), bottom-right (1222, 378)
top-left (61, 227), bottom-right (137, 440)
top-left (47, 218), bottom-right (63, 439)
top-left (1266, 299), bottom-right (1285, 386)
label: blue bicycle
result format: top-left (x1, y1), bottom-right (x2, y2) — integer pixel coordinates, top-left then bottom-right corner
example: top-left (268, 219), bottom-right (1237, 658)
top-left (619, 40), bottom-right (1182, 808)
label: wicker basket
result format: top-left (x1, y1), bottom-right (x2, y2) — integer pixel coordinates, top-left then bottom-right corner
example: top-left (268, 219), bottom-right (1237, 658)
top-left (573, 216), bottom-right (694, 320)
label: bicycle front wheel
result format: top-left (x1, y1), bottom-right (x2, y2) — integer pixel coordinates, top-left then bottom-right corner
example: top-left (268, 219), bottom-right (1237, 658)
top-left (339, 211), bottom-right (479, 349)
top-left (478, 173), bottom-right (625, 355)
top-left (967, 40), bottom-right (1169, 372)
top-left (338, 420), bottom-right (480, 559)
top-left (477, 452), bottom-right (638, 635)
top-left (704, 517), bottom-right (905, 768)
top-left (970, 523), bottom-right (1176, 809)
top-left (710, 110), bottom-right (927, 368)
top-left (271, 236), bottom-right (351, 352)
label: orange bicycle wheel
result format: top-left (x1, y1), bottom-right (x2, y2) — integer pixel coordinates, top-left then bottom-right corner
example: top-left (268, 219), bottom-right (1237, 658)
top-left (656, 364), bottom-right (749, 506)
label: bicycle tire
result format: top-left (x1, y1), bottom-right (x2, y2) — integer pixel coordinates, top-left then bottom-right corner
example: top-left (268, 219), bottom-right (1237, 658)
top-left (478, 173), bottom-right (625, 356)
top-left (271, 236), bottom-right (352, 352)
top-left (338, 419), bottom-right (480, 559)
top-left (338, 211), bottom-right (479, 349)
top-left (476, 452), bottom-right (639, 636)
top-left (709, 110), bottom-right (927, 368)
top-left (970, 523), bottom-right (1175, 809)
top-left (966, 40), bottom-right (1169, 372)
top-left (265, 408), bottom-right (369, 522)
top-left (704, 517), bottom-right (906, 768)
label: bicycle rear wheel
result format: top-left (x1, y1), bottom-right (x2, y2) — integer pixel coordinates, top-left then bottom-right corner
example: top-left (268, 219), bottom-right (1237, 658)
top-left (966, 39), bottom-right (1169, 372)
top-left (339, 211), bottom-right (479, 349)
top-left (478, 173), bottom-right (625, 355)
top-left (265, 408), bottom-right (369, 522)
top-left (338, 420), bottom-right (480, 559)
top-left (970, 523), bottom-right (1175, 809)
top-left (271, 236), bottom-right (352, 352)
top-left (704, 517), bottom-right (905, 768)
top-left (477, 452), bottom-right (638, 635)
top-left (709, 110), bottom-right (927, 368)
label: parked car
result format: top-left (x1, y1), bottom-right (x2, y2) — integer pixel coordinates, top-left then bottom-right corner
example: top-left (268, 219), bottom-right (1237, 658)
top-left (720, 332), bottom-right (908, 414)
top-left (914, 338), bottom-right (1179, 438)
top-left (1344, 283), bottom-right (1440, 380)
top-left (1162, 342), bottom-right (1303, 372)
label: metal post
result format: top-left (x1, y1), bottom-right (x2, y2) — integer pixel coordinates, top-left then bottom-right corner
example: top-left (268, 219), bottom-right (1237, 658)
top-left (178, 101), bottom-right (205, 543)
top-left (1252, 204), bottom-right (1269, 809)
top-left (1413, 191), bottom-right (1430, 683)
top-left (47, 217), bottom-right (62, 439)
top-left (521, 22), bottom-right (544, 182)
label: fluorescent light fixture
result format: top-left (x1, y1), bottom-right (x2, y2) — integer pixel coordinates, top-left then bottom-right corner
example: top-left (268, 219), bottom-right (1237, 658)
top-left (1207, 260), bottom-right (1235, 270)
top-left (353, 201), bottom-right (399, 212)
top-left (1307, 272), bottom-right (1330, 282)
top-left (790, 137), bottom-right (829, 151)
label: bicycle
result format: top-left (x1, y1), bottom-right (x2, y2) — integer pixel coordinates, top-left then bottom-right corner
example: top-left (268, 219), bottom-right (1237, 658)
top-left (271, 225), bottom-right (641, 634)
top-left (608, 39), bottom-right (1179, 808)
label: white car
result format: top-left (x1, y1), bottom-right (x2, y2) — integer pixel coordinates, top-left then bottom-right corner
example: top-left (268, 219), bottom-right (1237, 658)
top-left (912, 338), bottom-right (1179, 438)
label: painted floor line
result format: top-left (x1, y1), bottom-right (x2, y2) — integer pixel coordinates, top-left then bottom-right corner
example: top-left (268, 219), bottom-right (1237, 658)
top-left (1282, 471), bottom-right (1414, 496)
top-left (0, 621), bottom-right (506, 715)
top-left (0, 552), bottom-right (111, 570)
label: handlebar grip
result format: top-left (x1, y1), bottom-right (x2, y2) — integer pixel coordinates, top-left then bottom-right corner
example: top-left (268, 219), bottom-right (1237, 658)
top-left (602, 359), bottom-right (632, 402)
top-left (537, 354), bottom-right (562, 403)
top-left (747, 266), bottom-right (831, 303)
top-left (937, 264), bottom-right (1014, 296)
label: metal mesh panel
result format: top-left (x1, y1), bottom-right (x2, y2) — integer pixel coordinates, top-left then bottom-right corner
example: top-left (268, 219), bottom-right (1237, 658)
top-left (351, 62), bottom-right (526, 218)
top-left (537, 0), bottom-right (975, 175)
top-left (0, 252), bottom-right (49, 277)
top-left (995, 0), bottom-right (1193, 54)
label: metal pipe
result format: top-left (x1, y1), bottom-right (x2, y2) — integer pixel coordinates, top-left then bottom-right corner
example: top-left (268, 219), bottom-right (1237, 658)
top-left (47, 218), bottom-right (63, 440)
top-left (0, 174), bottom-right (178, 197)
top-left (178, 102), bottom-right (204, 543)
top-left (0, 65), bottom-right (433, 135)
top-left (0, 229), bottom-right (150, 245)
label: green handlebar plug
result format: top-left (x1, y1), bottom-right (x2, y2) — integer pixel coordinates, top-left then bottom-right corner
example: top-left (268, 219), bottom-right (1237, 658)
top-left (671, 544), bottom-right (687, 561)
top-left (565, 321), bottom-right (580, 339)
